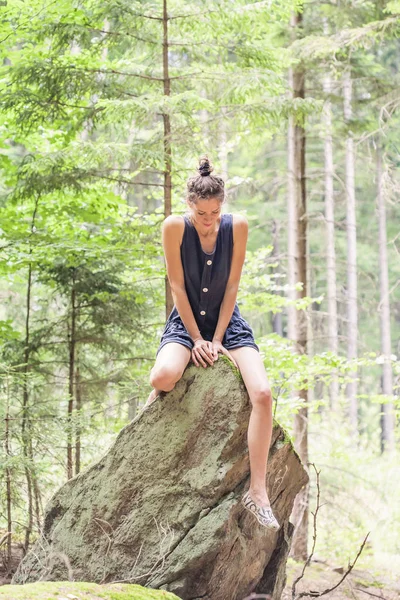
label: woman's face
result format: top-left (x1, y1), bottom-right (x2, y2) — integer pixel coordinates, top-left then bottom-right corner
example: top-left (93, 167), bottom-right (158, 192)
top-left (188, 198), bottom-right (222, 231)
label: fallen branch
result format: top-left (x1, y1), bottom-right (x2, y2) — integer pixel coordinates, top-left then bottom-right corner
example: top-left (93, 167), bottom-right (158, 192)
top-left (294, 532), bottom-right (370, 599)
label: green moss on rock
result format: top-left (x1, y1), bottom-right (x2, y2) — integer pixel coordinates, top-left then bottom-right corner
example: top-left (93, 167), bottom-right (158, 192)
top-left (0, 581), bottom-right (181, 600)
top-left (219, 354), bottom-right (243, 381)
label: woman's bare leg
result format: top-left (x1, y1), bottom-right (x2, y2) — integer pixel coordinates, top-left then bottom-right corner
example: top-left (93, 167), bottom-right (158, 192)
top-left (229, 347), bottom-right (273, 507)
top-left (144, 343), bottom-right (192, 408)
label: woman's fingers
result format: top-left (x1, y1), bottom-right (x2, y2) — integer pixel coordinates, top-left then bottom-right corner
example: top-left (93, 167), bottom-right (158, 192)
top-left (193, 349), bottom-right (206, 368)
top-left (198, 346), bottom-right (214, 366)
top-left (192, 343), bottom-right (215, 368)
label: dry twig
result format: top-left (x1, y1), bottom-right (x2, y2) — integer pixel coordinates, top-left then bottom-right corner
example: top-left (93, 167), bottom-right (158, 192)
top-left (292, 462), bottom-right (370, 600)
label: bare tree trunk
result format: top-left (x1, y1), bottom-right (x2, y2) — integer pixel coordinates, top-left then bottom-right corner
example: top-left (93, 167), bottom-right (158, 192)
top-left (67, 279), bottom-right (76, 480)
top-left (4, 378), bottom-right (12, 567)
top-left (343, 66), bottom-right (358, 440)
top-left (218, 106), bottom-right (229, 185)
top-left (376, 145), bottom-right (395, 453)
top-left (75, 355), bottom-right (82, 475)
top-left (323, 68), bottom-right (339, 409)
top-left (163, 0), bottom-right (173, 319)
top-left (21, 198), bottom-right (40, 553)
top-left (22, 262), bottom-right (33, 554)
top-left (271, 220), bottom-right (283, 336)
top-left (287, 90), bottom-right (298, 344)
top-left (30, 433), bottom-right (43, 532)
top-left (287, 9), bottom-right (309, 562)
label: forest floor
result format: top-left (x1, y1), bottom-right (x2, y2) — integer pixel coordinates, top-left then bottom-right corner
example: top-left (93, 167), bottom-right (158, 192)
top-left (283, 558), bottom-right (400, 600)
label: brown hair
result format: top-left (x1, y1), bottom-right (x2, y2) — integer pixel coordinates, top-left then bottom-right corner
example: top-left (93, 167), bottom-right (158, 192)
top-left (185, 155), bottom-right (226, 205)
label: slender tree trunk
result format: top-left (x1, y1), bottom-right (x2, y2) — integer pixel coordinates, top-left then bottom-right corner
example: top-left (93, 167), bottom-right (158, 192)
top-left (67, 279), bottom-right (76, 480)
top-left (75, 355), bottom-right (82, 475)
top-left (30, 434), bottom-right (42, 532)
top-left (271, 219), bottom-right (283, 336)
top-left (343, 67), bottom-right (358, 440)
top-left (22, 262), bottom-right (33, 554)
top-left (163, 0), bottom-right (173, 319)
top-left (323, 69), bottom-right (339, 409)
top-left (287, 9), bottom-right (309, 562)
top-left (21, 198), bottom-right (40, 553)
top-left (376, 145), bottom-right (395, 452)
top-left (4, 378), bottom-right (12, 567)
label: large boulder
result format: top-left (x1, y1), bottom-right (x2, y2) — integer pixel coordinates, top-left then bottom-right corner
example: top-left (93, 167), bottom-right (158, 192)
top-left (12, 356), bottom-right (308, 600)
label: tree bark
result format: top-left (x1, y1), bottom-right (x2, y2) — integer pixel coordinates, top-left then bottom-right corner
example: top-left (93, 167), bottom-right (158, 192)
top-left (163, 0), bottom-right (173, 319)
top-left (75, 355), bottom-right (82, 475)
top-left (376, 145), bottom-right (395, 453)
top-left (21, 198), bottom-right (40, 553)
top-left (4, 382), bottom-right (12, 568)
top-left (67, 279), bottom-right (76, 480)
top-left (287, 9), bottom-right (309, 562)
top-left (271, 219), bottom-right (283, 337)
top-left (323, 68), bottom-right (339, 409)
top-left (22, 262), bottom-right (33, 554)
top-left (343, 66), bottom-right (359, 440)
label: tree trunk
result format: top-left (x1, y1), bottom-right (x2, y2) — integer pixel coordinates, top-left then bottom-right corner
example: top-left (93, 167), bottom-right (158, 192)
top-left (271, 219), bottom-right (283, 337)
top-left (21, 199), bottom-right (40, 553)
top-left (22, 262), bottom-right (33, 554)
top-left (67, 279), bottom-right (76, 480)
top-left (376, 145), bottom-right (395, 452)
top-left (287, 9), bottom-right (309, 562)
top-left (75, 354), bottom-right (82, 475)
top-left (163, 0), bottom-right (173, 319)
top-left (343, 66), bottom-right (359, 440)
top-left (4, 379), bottom-right (12, 568)
top-left (323, 68), bottom-right (339, 409)
top-left (30, 433), bottom-right (43, 532)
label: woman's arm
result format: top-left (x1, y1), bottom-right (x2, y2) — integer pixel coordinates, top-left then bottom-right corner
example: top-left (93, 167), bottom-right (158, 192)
top-left (213, 215), bottom-right (248, 343)
top-left (162, 215), bottom-right (203, 342)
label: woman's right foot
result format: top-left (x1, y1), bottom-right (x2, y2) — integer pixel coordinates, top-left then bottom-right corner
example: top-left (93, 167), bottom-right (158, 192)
top-left (241, 490), bottom-right (280, 530)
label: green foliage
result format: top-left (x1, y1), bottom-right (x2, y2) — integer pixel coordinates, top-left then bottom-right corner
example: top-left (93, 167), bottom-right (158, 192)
top-left (308, 411), bottom-right (400, 575)
top-left (0, 0), bottom-right (399, 582)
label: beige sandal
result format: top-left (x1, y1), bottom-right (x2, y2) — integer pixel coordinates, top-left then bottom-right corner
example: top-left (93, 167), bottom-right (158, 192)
top-left (241, 490), bottom-right (280, 530)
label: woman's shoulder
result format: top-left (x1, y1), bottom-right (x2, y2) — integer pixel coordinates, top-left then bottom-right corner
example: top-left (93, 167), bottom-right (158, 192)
top-left (163, 214), bottom-right (186, 233)
top-left (162, 215), bottom-right (185, 247)
top-left (231, 213), bottom-right (249, 228)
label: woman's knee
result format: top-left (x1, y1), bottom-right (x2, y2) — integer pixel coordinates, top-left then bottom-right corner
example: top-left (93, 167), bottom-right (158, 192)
top-left (250, 386), bottom-right (273, 409)
top-left (149, 364), bottom-right (183, 391)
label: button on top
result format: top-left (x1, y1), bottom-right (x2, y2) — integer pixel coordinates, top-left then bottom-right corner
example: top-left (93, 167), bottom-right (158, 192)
top-left (206, 259), bottom-right (212, 265)
top-left (203, 287), bottom-right (208, 292)
top-left (200, 310), bottom-right (206, 315)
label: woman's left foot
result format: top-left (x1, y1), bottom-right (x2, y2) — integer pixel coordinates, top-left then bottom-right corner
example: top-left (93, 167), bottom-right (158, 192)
top-left (143, 388), bottom-right (158, 409)
top-left (241, 490), bottom-right (280, 530)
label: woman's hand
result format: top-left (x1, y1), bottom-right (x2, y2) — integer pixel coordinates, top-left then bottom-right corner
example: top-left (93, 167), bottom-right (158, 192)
top-left (191, 338), bottom-right (215, 368)
top-left (211, 340), bottom-right (238, 369)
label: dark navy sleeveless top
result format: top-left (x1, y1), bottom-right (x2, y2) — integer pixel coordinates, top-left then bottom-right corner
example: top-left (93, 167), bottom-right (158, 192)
top-left (156, 212), bottom-right (259, 357)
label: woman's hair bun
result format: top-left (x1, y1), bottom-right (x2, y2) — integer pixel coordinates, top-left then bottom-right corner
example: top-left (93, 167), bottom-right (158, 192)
top-left (198, 155), bottom-right (213, 177)
top-left (185, 154), bottom-right (225, 205)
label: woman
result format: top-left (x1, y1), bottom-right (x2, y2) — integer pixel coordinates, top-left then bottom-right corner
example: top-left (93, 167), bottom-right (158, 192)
top-left (146, 156), bottom-right (279, 530)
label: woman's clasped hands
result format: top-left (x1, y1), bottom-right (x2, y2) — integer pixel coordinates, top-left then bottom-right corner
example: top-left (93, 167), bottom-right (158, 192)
top-left (191, 338), bottom-right (238, 369)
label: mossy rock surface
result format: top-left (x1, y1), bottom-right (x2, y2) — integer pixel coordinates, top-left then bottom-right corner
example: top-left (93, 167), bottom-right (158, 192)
top-left (0, 581), bottom-right (180, 600)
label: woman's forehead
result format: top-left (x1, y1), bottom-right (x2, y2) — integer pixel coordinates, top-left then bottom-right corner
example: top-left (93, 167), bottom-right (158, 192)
top-left (192, 198), bottom-right (221, 211)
